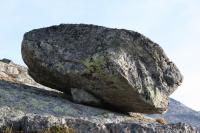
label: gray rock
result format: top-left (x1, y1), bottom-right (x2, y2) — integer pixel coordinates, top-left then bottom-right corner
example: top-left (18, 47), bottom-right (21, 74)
top-left (0, 58), bottom-right (54, 91)
top-left (0, 80), bottom-right (198, 133)
top-left (0, 60), bottom-right (198, 133)
top-left (0, 58), bottom-right (12, 64)
top-left (21, 24), bottom-right (183, 113)
top-left (106, 123), bottom-right (198, 133)
top-left (149, 98), bottom-right (200, 131)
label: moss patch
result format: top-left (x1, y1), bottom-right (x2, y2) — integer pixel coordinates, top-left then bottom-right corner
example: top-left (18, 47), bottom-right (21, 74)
top-left (39, 125), bottom-right (76, 133)
top-left (2, 125), bottom-right (76, 133)
top-left (82, 55), bottom-right (119, 82)
top-left (82, 55), bottom-right (105, 75)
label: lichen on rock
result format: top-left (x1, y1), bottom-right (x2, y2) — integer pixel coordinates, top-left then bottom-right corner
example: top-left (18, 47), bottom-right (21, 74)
top-left (21, 24), bottom-right (183, 113)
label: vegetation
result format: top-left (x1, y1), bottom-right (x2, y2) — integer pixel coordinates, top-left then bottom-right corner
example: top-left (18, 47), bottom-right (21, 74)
top-left (2, 125), bottom-right (76, 133)
top-left (39, 126), bottom-right (76, 133)
top-left (155, 118), bottom-right (168, 125)
top-left (3, 127), bottom-right (12, 133)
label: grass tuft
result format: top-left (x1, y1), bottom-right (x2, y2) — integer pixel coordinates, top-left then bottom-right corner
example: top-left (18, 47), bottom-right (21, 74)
top-left (2, 125), bottom-right (76, 133)
top-left (155, 118), bottom-right (168, 125)
top-left (39, 125), bottom-right (76, 133)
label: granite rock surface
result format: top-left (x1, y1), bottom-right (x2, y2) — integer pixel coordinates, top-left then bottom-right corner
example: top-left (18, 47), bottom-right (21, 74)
top-left (0, 60), bottom-right (197, 133)
top-left (21, 24), bottom-right (183, 113)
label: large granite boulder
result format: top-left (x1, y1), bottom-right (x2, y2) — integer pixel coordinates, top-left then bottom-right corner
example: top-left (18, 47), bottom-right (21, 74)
top-left (21, 24), bottom-right (182, 114)
top-left (0, 59), bottom-right (198, 133)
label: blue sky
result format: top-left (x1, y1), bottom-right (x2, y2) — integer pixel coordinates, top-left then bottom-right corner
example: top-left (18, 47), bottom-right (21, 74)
top-left (0, 0), bottom-right (200, 110)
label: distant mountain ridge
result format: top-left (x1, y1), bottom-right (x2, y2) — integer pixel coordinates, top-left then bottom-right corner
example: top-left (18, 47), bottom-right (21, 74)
top-left (150, 98), bottom-right (200, 131)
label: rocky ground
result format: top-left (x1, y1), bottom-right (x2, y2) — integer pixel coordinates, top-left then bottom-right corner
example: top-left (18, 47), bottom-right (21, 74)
top-left (0, 59), bottom-right (198, 133)
top-left (149, 98), bottom-right (200, 131)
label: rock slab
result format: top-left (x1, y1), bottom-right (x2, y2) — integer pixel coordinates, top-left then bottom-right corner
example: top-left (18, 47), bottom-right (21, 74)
top-left (149, 98), bottom-right (200, 131)
top-left (0, 59), bottom-right (198, 133)
top-left (21, 24), bottom-right (183, 113)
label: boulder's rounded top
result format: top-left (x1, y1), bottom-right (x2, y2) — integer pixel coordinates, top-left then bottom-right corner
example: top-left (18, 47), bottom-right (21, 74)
top-left (24, 24), bottom-right (145, 42)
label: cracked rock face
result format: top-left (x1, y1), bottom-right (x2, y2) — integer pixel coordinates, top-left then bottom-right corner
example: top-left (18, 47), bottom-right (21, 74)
top-left (21, 24), bottom-right (183, 113)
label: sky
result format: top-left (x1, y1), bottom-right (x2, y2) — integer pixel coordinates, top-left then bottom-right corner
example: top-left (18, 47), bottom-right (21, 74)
top-left (0, 0), bottom-right (200, 111)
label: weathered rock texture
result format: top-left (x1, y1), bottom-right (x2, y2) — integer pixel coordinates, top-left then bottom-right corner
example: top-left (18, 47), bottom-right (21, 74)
top-left (0, 60), bottom-right (198, 133)
top-left (149, 99), bottom-right (200, 131)
top-left (0, 58), bottom-right (54, 91)
top-left (21, 24), bottom-right (183, 113)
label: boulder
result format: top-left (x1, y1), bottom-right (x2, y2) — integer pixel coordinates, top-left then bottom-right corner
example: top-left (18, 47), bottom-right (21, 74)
top-left (21, 24), bottom-right (183, 113)
top-left (0, 59), bottom-right (198, 133)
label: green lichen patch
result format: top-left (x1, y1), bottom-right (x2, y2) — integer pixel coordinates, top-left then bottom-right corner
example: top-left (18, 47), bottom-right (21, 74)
top-left (82, 55), bottom-right (118, 80)
top-left (82, 55), bottom-right (105, 75)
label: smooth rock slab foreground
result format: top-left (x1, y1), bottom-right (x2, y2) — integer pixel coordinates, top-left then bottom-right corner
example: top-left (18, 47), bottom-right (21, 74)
top-left (21, 24), bottom-right (183, 113)
top-left (0, 80), bottom-right (198, 133)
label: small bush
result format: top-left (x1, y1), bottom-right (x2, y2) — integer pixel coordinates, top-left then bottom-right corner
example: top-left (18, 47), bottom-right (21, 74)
top-left (3, 127), bottom-right (12, 133)
top-left (2, 125), bottom-right (76, 133)
top-left (155, 118), bottom-right (168, 125)
top-left (39, 125), bottom-right (76, 133)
